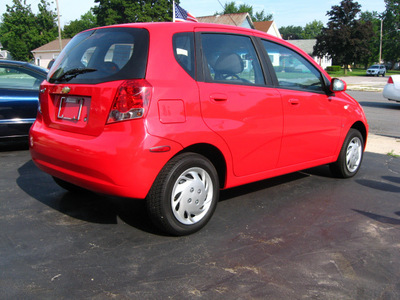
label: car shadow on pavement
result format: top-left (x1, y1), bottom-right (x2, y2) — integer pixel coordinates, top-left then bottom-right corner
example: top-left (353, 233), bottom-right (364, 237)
top-left (16, 159), bottom-right (314, 235)
top-left (16, 160), bottom-right (159, 234)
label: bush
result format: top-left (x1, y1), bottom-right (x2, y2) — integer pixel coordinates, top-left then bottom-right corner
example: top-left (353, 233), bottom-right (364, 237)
top-left (326, 65), bottom-right (341, 72)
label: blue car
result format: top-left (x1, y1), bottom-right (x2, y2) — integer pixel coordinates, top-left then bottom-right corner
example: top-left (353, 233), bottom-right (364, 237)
top-left (0, 60), bottom-right (47, 140)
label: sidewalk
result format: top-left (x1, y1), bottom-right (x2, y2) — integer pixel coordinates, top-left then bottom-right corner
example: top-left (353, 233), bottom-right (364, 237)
top-left (366, 134), bottom-right (400, 156)
top-left (340, 76), bottom-right (387, 92)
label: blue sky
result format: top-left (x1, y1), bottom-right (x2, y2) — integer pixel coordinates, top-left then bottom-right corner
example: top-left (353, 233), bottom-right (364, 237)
top-left (1, 0), bottom-right (387, 28)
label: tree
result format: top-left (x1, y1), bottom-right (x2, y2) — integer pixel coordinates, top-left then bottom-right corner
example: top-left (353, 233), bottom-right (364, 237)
top-left (63, 11), bottom-right (97, 38)
top-left (313, 0), bottom-right (374, 72)
top-left (360, 11), bottom-right (381, 67)
top-left (279, 25), bottom-right (303, 40)
top-left (301, 20), bottom-right (324, 39)
top-left (216, 1), bottom-right (273, 22)
top-left (93, 0), bottom-right (176, 26)
top-left (0, 0), bottom-right (58, 61)
top-left (382, 0), bottom-right (400, 64)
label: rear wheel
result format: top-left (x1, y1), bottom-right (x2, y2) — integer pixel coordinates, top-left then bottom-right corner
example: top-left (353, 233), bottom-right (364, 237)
top-left (146, 153), bottom-right (219, 236)
top-left (330, 129), bottom-right (364, 178)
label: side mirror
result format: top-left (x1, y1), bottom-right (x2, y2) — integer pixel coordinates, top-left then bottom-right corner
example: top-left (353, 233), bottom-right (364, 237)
top-left (330, 78), bottom-right (347, 92)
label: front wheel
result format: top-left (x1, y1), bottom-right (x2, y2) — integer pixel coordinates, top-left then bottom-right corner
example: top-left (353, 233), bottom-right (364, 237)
top-left (146, 153), bottom-right (219, 236)
top-left (330, 129), bottom-right (364, 178)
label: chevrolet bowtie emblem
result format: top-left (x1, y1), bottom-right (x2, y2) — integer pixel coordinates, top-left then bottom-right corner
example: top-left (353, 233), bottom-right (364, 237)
top-left (61, 87), bottom-right (71, 94)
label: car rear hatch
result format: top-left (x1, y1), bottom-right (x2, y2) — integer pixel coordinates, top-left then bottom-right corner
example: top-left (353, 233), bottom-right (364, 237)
top-left (40, 26), bottom-right (149, 136)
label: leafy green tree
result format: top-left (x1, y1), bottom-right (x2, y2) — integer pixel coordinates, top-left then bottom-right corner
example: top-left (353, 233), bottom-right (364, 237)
top-left (279, 25), bottom-right (303, 40)
top-left (382, 0), bottom-right (400, 64)
top-left (301, 20), bottom-right (324, 39)
top-left (93, 0), bottom-right (176, 26)
top-left (0, 0), bottom-right (58, 61)
top-left (313, 0), bottom-right (374, 72)
top-left (360, 11), bottom-right (381, 67)
top-left (216, 1), bottom-right (273, 22)
top-left (63, 11), bottom-right (97, 38)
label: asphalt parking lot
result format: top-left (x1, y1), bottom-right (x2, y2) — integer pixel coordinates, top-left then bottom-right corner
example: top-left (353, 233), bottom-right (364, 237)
top-left (1, 146), bottom-right (400, 299)
top-left (1, 77), bottom-right (400, 299)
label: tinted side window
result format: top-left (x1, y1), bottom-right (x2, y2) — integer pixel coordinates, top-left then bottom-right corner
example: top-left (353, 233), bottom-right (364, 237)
top-left (173, 32), bottom-right (195, 79)
top-left (0, 66), bottom-right (43, 90)
top-left (262, 40), bottom-right (324, 92)
top-left (201, 33), bottom-right (265, 85)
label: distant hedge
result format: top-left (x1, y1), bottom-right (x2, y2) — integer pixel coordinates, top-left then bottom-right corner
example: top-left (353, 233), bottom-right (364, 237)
top-left (326, 66), bottom-right (341, 72)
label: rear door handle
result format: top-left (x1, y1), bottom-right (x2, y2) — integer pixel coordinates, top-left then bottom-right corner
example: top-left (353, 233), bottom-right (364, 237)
top-left (210, 93), bottom-right (228, 102)
top-left (288, 98), bottom-right (300, 105)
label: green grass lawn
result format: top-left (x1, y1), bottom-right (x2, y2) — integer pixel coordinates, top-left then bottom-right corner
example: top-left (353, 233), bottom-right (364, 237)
top-left (327, 68), bottom-right (400, 77)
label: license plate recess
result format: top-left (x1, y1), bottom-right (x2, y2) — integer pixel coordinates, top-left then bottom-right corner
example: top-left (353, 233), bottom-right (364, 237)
top-left (58, 97), bottom-right (84, 121)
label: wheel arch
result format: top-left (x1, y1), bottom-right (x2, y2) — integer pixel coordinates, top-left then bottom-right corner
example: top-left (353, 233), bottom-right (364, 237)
top-left (176, 143), bottom-right (227, 189)
top-left (350, 121), bottom-right (368, 149)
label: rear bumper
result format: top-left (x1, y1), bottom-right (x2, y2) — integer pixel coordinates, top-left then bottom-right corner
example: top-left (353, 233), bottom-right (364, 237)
top-left (29, 119), bottom-right (183, 199)
top-left (383, 85), bottom-right (400, 102)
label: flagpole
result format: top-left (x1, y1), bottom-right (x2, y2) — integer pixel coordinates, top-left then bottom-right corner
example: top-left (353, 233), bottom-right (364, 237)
top-left (173, 0), bottom-right (175, 22)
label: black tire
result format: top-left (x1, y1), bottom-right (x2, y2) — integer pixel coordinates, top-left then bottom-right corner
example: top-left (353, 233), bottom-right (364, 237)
top-left (330, 129), bottom-right (364, 178)
top-left (53, 176), bottom-right (88, 193)
top-left (146, 153), bottom-right (219, 236)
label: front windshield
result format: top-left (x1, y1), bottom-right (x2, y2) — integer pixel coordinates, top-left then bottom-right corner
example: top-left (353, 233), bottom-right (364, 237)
top-left (48, 27), bottom-right (149, 84)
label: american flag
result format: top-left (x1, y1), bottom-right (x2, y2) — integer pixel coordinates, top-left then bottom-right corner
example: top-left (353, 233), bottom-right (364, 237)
top-left (174, 3), bottom-right (198, 22)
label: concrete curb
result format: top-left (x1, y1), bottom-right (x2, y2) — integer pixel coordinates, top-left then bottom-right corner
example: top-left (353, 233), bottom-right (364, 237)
top-left (366, 134), bottom-right (400, 157)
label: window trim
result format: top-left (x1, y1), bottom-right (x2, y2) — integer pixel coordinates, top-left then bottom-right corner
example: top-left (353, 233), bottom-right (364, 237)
top-left (259, 39), bottom-right (330, 94)
top-left (195, 32), bottom-right (269, 87)
top-left (172, 32), bottom-right (196, 79)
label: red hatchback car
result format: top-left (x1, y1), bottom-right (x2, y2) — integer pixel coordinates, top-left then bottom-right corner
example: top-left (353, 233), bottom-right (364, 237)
top-left (30, 22), bottom-right (368, 235)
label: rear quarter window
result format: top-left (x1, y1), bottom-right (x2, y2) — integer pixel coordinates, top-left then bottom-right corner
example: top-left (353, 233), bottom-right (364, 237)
top-left (173, 32), bottom-right (195, 79)
top-left (48, 28), bottom-right (149, 84)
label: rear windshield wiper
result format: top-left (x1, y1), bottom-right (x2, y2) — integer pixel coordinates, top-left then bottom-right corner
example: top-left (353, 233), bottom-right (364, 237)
top-left (53, 67), bottom-right (97, 82)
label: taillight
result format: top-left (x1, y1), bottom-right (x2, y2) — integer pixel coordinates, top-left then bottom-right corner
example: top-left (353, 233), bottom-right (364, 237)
top-left (38, 85), bottom-right (46, 115)
top-left (107, 79), bottom-right (152, 124)
top-left (387, 76), bottom-right (394, 84)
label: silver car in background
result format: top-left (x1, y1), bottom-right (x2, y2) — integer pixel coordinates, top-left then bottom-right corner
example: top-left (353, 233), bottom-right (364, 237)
top-left (383, 75), bottom-right (400, 103)
top-left (366, 64), bottom-right (386, 77)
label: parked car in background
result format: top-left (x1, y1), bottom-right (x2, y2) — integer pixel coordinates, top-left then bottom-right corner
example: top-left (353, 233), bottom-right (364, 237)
top-left (30, 22), bottom-right (368, 236)
top-left (366, 64), bottom-right (386, 76)
top-left (0, 60), bottom-right (47, 140)
top-left (383, 75), bottom-right (400, 103)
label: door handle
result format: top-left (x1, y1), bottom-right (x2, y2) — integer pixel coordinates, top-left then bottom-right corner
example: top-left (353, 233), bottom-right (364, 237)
top-left (288, 98), bottom-right (300, 105)
top-left (210, 93), bottom-right (228, 102)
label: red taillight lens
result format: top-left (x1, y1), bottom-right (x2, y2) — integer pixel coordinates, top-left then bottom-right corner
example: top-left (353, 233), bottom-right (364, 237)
top-left (107, 79), bottom-right (152, 124)
top-left (388, 76), bottom-right (394, 84)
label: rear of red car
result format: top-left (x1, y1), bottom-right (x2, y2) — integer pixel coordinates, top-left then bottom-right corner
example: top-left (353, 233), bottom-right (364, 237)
top-left (30, 25), bottom-right (184, 199)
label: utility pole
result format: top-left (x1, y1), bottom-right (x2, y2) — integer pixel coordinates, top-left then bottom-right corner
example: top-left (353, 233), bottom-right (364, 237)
top-left (379, 18), bottom-right (383, 64)
top-left (55, 0), bottom-right (62, 52)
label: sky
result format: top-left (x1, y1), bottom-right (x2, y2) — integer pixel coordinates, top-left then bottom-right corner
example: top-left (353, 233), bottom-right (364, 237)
top-left (0, 0), bottom-right (387, 28)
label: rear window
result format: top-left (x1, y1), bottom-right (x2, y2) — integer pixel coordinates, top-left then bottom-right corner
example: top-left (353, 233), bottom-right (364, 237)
top-left (48, 28), bottom-right (149, 84)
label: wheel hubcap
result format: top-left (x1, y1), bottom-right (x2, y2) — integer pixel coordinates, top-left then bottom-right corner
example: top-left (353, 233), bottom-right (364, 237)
top-left (346, 137), bottom-right (362, 173)
top-left (171, 167), bottom-right (213, 225)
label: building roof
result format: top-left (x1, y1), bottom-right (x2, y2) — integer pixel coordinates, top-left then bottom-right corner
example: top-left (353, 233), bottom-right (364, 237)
top-left (287, 39), bottom-right (317, 55)
top-left (253, 21), bottom-right (282, 39)
top-left (32, 39), bottom-right (71, 53)
top-left (197, 13), bottom-right (254, 29)
top-left (253, 21), bottom-right (274, 32)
